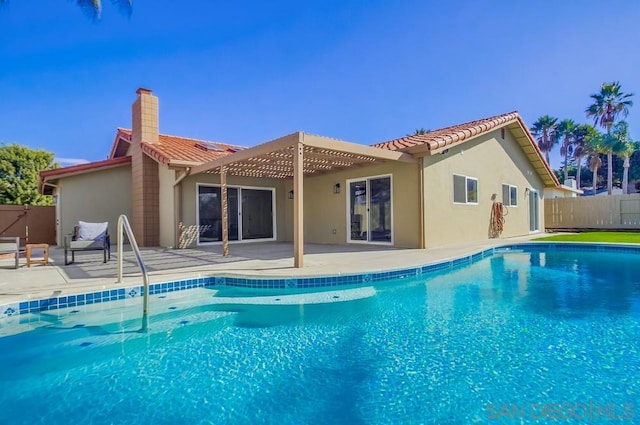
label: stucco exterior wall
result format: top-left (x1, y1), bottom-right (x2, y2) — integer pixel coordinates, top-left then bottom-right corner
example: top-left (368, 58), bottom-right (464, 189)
top-left (301, 162), bottom-right (420, 248)
top-left (158, 165), bottom-right (176, 248)
top-left (178, 161), bottom-right (420, 249)
top-left (57, 165), bottom-right (132, 245)
top-left (422, 128), bottom-right (545, 247)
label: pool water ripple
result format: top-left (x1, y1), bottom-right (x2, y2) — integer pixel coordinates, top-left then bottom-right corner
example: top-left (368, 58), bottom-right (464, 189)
top-left (0, 248), bottom-right (639, 424)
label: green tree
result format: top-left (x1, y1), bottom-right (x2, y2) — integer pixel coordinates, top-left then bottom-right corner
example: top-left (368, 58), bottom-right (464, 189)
top-left (585, 82), bottom-right (634, 194)
top-left (530, 115), bottom-right (558, 165)
top-left (610, 121), bottom-right (636, 194)
top-left (573, 124), bottom-right (598, 190)
top-left (556, 119), bottom-right (577, 182)
top-left (0, 0), bottom-right (132, 20)
top-left (0, 144), bottom-right (57, 205)
top-left (584, 130), bottom-right (606, 195)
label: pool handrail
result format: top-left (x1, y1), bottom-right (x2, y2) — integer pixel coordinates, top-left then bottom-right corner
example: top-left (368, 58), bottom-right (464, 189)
top-left (116, 214), bottom-right (150, 332)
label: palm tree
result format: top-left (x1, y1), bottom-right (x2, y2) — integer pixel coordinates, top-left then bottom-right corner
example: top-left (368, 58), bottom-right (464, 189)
top-left (610, 121), bottom-right (636, 194)
top-left (556, 119), bottom-right (577, 182)
top-left (0, 0), bottom-right (132, 19)
top-left (413, 128), bottom-right (430, 135)
top-left (572, 124), bottom-right (598, 190)
top-left (530, 115), bottom-right (558, 165)
top-left (585, 130), bottom-right (605, 195)
top-left (585, 82), bottom-right (634, 194)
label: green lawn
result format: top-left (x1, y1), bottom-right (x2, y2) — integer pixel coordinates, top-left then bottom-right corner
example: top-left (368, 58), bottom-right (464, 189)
top-left (535, 232), bottom-right (640, 243)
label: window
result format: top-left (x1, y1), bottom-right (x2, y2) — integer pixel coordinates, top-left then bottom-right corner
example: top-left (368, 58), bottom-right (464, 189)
top-left (502, 184), bottom-right (518, 206)
top-left (453, 174), bottom-right (478, 204)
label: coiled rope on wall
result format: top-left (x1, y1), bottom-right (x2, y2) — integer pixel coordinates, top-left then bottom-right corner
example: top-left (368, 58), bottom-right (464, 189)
top-left (491, 202), bottom-right (506, 237)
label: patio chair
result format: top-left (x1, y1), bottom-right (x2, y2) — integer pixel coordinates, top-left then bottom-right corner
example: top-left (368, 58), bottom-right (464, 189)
top-left (0, 236), bottom-right (20, 269)
top-left (64, 221), bottom-right (111, 265)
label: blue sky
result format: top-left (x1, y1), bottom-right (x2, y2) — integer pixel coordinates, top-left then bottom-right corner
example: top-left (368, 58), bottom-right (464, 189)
top-left (1, 1), bottom-right (639, 170)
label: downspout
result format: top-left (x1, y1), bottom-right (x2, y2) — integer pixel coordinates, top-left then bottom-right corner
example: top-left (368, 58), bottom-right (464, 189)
top-left (418, 158), bottom-right (425, 249)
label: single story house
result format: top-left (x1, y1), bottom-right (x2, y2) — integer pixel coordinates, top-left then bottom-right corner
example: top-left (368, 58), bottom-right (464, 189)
top-left (40, 88), bottom-right (559, 267)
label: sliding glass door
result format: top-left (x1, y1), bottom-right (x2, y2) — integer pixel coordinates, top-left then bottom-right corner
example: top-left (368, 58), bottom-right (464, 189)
top-left (197, 185), bottom-right (275, 244)
top-left (528, 189), bottom-right (540, 232)
top-left (348, 175), bottom-right (392, 244)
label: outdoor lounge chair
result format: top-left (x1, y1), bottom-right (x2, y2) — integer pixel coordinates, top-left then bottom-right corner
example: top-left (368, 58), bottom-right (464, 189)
top-left (0, 236), bottom-right (20, 269)
top-left (64, 221), bottom-right (111, 265)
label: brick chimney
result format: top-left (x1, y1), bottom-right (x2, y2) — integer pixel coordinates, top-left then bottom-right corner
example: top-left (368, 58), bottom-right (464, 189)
top-left (130, 88), bottom-right (160, 246)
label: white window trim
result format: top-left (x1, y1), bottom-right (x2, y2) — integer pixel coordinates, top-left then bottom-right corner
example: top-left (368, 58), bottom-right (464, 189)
top-left (196, 183), bottom-right (277, 246)
top-left (346, 173), bottom-right (394, 245)
top-left (453, 174), bottom-right (479, 205)
top-left (502, 183), bottom-right (518, 207)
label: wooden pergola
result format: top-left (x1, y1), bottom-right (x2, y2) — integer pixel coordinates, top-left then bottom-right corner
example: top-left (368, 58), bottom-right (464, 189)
top-left (177, 132), bottom-right (417, 268)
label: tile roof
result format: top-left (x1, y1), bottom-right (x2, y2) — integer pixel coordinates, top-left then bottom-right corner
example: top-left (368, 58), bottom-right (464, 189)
top-left (40, 156), bottom-right (131, 179)
top-left (373, 110), bottom-right (559, 187)
top-left (373, 111), bottom-right (520, 153)
top-left (115, 129), bottom-right (247, 166)
top-left (39, 156), bottom-right (132, 195)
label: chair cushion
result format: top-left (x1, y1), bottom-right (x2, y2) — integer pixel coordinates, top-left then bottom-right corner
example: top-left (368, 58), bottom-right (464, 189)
top-left (76, 221), bottom-right (108, 242)
top-left (0, 242), bottom-right (19, 253)
top-left (69, 240), bottom-right (103, 249)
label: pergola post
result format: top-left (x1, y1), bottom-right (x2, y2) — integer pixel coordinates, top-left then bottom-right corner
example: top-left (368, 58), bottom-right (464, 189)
top-left (293, 139), bottom-right (304, 267)
top-left (221, 165), bottom-right (229, 257)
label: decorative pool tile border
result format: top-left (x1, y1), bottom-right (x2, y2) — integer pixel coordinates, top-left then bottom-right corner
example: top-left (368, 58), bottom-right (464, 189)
top-left (3, 242), bottom-right (640, 318)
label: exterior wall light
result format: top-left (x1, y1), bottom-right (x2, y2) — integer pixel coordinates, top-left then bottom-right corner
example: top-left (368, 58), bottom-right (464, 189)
top-left (288, 190), bottom-right (294, 199)
top-left (334, 183), bottom-right (341, 194)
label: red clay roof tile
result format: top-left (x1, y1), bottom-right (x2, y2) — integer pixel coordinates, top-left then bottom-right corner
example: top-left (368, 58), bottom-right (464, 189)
top-left (373, 111), bottom-right (520, 152)
top-left (115, 129), bottom-right (246, 165)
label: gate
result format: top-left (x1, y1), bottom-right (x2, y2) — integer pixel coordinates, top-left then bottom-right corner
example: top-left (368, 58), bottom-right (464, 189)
top-left (0, 205), bottom-right (56, 245)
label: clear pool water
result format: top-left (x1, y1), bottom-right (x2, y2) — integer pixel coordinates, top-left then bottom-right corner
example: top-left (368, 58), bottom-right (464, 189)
top-left (1, 247), bottom-right (639, 424)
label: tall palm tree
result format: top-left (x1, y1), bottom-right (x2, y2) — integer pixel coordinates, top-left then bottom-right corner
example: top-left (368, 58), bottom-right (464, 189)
top-left (572, 124), bottom-right (598, 190)
top-left (585, 130), bottom-right (605, 195)
top-left (556, 119), bottom-right (577, 182)
top-left (610, 121), bottom-right (636, 194)
top-left (585, 82), bottom-right (634, 194)
top-left (530, 115), bottom-right (558, 165)
top-left (0, 0), bottom-right (132, 19)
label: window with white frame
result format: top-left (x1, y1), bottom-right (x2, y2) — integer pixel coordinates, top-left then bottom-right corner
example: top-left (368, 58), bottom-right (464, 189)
top-left (453, 174), bottom-right (478, 204)
top-left (502, 184), bottom-right (518, 206)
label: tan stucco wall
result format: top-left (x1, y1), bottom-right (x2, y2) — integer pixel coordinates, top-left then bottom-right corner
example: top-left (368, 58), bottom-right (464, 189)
top-left (422, 128), bottom-right (546, 247)
top-left (301, 162), bottom-right (420, 248)
top-left (158, 165), bottom-right (176, 248)
top-left (57, 165), bottom-right (132, 245)
top-left (179, 161), bottom-right (420, 248)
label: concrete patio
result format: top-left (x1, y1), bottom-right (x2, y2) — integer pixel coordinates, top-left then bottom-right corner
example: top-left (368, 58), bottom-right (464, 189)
top-left (0, 235), bottom-right (543, 304)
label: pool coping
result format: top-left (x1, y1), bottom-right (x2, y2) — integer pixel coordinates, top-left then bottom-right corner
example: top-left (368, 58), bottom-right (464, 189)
top-left (2, 241), bottom-right (640, 319)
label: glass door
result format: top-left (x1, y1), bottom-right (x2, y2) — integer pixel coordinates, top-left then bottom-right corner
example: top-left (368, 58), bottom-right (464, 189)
top-left (241, 188), bottom-right (274, 240)
top-left (348, 175), bottom-right (392, 243)
top-left (349, 180), bottom-right (368, 241)
top-left (528, 189), bottom-right (540, 232)
top-left (198, 186), bottom-right (239, 243)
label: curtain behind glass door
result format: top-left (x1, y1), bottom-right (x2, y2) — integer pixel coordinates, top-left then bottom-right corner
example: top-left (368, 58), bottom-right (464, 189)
top-left (350, 181), bottom-right (368, 240)
top-left (241, 189), bottom-right (273, 239)
top-left (198, 186), bottom-right (238, 242)
top-left (369, 177), bottom-right (391, 242)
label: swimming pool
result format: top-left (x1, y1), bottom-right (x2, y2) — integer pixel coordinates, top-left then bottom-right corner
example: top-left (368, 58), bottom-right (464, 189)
top-left (0, 245), bottom-right (638, 423)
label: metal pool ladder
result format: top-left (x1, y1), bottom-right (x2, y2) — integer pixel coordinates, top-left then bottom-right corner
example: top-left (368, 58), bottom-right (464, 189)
top-left (116, 214), bottom-right (150, 332)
